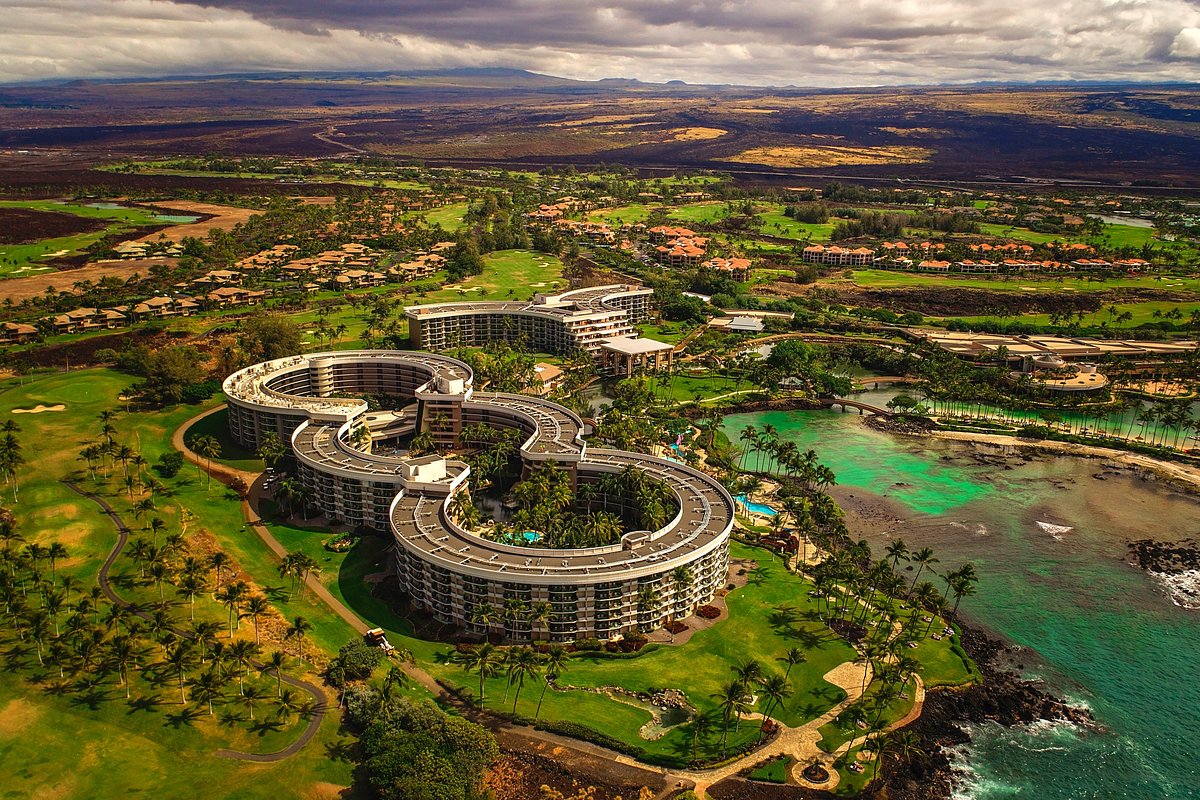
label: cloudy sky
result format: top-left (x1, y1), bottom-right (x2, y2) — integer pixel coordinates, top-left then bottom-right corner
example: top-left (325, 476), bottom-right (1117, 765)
top-left (2, 0), bottom-right (1199, 86)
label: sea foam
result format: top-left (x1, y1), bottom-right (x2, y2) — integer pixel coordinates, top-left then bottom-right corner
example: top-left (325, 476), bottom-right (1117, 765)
top-left (1036, 521), bottom-right (1073, 540)
top-left (1149, 569), bottom-right (1200, 609)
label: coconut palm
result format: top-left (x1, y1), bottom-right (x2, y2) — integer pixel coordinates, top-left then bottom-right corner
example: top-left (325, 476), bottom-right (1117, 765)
top-left (907, 548), bottom-right (939, 594)
top-left (285, 616), bottom-right (313, 663)
top-left (535, 644), bottom-right (569, 720)
top-left (506, 646), bottom-right (541, 714)
top-left (777, 647), bottom-right (807, 681)
top-left (454, 642), bottom-right (501, 705)
top-left (711, 679), bottom-right (750, 756)
top-left (243, 595), bottom-right (270, 644)
top-left (263, 650), bottom-right (288, 697)
top-left (166, 641), bottom-right (198, 705)
top-left (759, 673), bottom-right (793, 730)
top-left (691, 712), bottom-right (714, 760)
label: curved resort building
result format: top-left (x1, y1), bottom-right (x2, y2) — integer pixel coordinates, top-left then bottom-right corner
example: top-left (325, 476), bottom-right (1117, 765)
top-left (405, 284), bottom-right (654, 354)
top-left (223, 349), bottom-right (734, 643)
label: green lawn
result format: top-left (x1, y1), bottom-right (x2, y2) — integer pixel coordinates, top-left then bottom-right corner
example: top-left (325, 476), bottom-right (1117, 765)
top-left (430, 542), bottom-right (862, 766)
top-left (0, 368), bottom-right (973, 779)
top-left (755, 204), bottom-right (837, 242)
top-left (588, 204), bottom-right (656, 226)
top-left (0, 369), bottom-right (365, 800)
top-left (638, 321), bottom-right (694, 345)
top-left (419, 203), bottom-right (471, 232)
top-left (846, 269), bottom-right (1200, 294)
top-left (0, 200), bottom-right (171, 277)
top-left (668, 202), bottom-right (729, 225)
top-left (938, 299), bottom-right (1200, 329)
top-left (409, 249), bottom-right (566, 304)
top-left (749, 754), bottom-right (796, 783)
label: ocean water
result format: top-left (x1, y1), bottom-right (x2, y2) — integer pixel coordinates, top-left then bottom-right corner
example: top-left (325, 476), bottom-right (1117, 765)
top-left (723, 410), bottom-right (1200, 799)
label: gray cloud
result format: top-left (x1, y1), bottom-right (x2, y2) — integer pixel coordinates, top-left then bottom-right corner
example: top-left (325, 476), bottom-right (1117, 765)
top-left (0, 0), bottom-right (1197, 85)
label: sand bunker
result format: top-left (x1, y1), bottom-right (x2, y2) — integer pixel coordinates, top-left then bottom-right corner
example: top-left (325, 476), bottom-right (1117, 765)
top-left (12, 404), bottom-right (65, 414)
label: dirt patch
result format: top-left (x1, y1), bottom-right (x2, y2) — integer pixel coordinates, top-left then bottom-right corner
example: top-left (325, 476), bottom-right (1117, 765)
top-left (0, 258), bottom-right (178, 302)
top-left (301, 782), bottom-right (351, 800)
top-left (12, 404), bottom-right (65, 414)
top-left (134, 201), bottom-right (260, 243)
top-left (0, 698), bottom-right (41, 737)
top-left (484, 747), bottom-right (664, 800)
top-left (720, 145), bottom-right (932, 168)
top-left (0, 207), bottom-right (108, 244)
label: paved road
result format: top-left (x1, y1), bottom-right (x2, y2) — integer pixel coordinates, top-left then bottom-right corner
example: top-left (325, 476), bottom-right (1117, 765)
top-left (62, 479), bottom-right (329, 762)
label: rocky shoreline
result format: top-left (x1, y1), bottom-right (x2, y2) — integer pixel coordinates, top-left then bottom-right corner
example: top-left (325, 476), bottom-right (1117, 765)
top-left (1127, 537), bottom-right (1200, 609)
top-left (879, 622), bottom-right (1095, 800)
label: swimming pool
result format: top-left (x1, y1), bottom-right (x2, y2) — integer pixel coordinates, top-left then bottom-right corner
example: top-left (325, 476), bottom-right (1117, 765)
top-left (734, 494), bottom-right (778, 516)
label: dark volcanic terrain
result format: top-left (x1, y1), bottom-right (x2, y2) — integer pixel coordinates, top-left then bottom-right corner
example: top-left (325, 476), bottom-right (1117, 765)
top-left (1, 71), bottom-right (1198, 185)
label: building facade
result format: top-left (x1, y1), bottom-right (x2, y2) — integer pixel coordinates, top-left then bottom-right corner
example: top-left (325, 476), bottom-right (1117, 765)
top-left (223, 349), bottom-right (733, 643)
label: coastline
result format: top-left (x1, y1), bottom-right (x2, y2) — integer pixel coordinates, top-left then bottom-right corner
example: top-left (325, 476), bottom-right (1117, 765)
top-left (861, 415), bottom-right (1200, 496)
top-left (878, 621), bottom-right (1095, 800)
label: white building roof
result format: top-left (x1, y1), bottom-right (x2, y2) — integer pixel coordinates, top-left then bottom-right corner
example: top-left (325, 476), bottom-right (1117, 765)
top-left (600, 336), bottom-right (675, 355)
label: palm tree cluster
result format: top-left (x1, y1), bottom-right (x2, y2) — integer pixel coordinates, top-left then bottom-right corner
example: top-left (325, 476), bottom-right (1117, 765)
top-left (277, 551), bottom-right (321, 601)
top-left (0, 524), bottom-right (303, 725)
top-left (706, 657), bottom-right (796, 760)
top-left (78, 411), bottom-right (162, 500)
top-left (737, 423), bottom-right (836, 489)
top-left (459, 423), bottom-right (523, 491)
top-left (0, 419), bottom-right (24, 503)
top-left (271, 475), bottom-right (315, 520)
top-left (465, 461), bottom-right (677, 550)
top-left (468, 596), bottom-right (554, 641)
top-left (452, 641), bottom-right (570, 719)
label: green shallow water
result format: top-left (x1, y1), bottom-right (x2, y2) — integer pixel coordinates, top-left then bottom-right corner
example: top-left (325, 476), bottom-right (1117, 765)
top-left (725, 409), bottom-right (993, 515)
top-left (722, 409), bottom-right (1200, 799)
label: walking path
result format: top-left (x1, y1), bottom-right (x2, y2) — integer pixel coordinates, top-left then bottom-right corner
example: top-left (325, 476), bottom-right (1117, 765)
top-left (61, 479), bottom-right (328, 762)
top-left (172, 406), bottom-right (447, 700)
top-left (670, 661), bottom-right (870, 796)
top-left (169, 404), bottom-right (933, 789)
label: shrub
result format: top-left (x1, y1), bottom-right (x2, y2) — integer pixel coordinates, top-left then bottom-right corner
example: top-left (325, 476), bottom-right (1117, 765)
top-left (155, 450), bottom-right (185, 478)
top-left (573, 637), bottom-right (603, 651)
top-left (329, 638), bottom-right (384, 684)
top-left (533, 720), bottom-right (644, 758)
top-left (696, 605), bottom-right (721, 619)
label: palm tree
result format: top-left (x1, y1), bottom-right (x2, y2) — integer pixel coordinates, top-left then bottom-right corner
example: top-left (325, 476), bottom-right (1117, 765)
top-left (216, 581), bottom-right (248, 637)
top-left (191, 435), bottom-right (222, 485)
top-left (263, 650), bottom-right (287, 697)
top-left (243, 595), bottom-right (270, 644)
top-left (108, 635), bottom-right (142, 699)
top-left (227, 639), bottom-right (259, 696)
top-left (286, 616), bottom-right (313, 663)
top-left (166, 641), bottom-right (198, 705)
top-left (535, 645), bottom-right (569, 720)
top-left (759, 673), bottom-right (793, 730)
top-left (777, 647), bottom-right (807, 681)
top-left (209, 551), bottom-right (231, 587)
top-left (864, 731), bottom-right (895, 782)
top-left (176, 572), bottom-right (205, 622)
top-left (192, 669), bottom-right (226, 717)
top-left (46, 543), bottom-right (68, 581)
top-left (907, 548), bottom-right (938, 594)
top-left (527, 601), bottom-right (552, 642)
top-left (711, 679), bottom-right (749, 757)
top-left (240, 684), bottom-right (265, 721)
top-left (275, 687), bottom-right (302, 722)
top-left (691, 712), bottom-right (714, 761)
top-left (506, 646), bottom-right (541, 714)
top-left (455, 642), bottom-right (501, 705)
